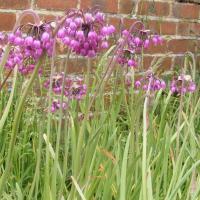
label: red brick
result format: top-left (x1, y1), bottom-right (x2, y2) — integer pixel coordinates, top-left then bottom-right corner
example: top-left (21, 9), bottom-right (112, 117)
top-left (146, 20), bottom-right (176, 35)
top-left (123, 18), bottom-right (138, 30)
top-left (160, 21), bottom-right (177, 35)
top-left (67, 58), bottom-right (88, 74)
top-left (20, 14), bottom-right (35, 25)
top-left (145, 40), bottom-right (168, 54)
top-left (108, 17), bottom-right (138, 31)
top-left (40, 15), bottom-right (57, 22)
top-left (172, 3), bottom-right (200, 19)
top-left (161, 57), bottom-right (173, 70)
top-left (146, 20), bottom-right (161, 34)
top-left (0, 13), bottom-right (16, 31)
top-left (173, 56), bottom-right (185, 68)
top-left (138, 1), bottom-right (170, 17)
top-left (167, 39), bottom-right (197, 53)
top-left (43, 58), bottom-right (87, 74)
top-left (196, 56), bottom-right (200, 69)
top-left (107, 16), bottom-right (121, 32)
top-left (143, 56), bottom-right (153, 69)
top-left (36, 0), bottom-right (78, 11)
top-left (19, 14), bottom-right (57, 27)
top-left (45, 55), bottom-right (100, 74)
top-left (190, 22), bottom-right (200, 36)
top-left (0, 0), bottom-right (30, 9)
top-left (143, 56), bottom-right (172, 70)
top-left (80, 0), bottom-right (118, 13)
top-left (177, 22), bottom-right (190, 36)
top-left (80, 0), bottom-right (91, 9)
top-left (119, 0), bottom-right (135, 14)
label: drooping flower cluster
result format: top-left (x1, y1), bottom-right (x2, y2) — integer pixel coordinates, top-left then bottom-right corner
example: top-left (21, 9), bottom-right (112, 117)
top-left (135, 74), bottom-right (166, 91)
top-left (44, 73), bottom-right (87, 100)
top-left (170, 74), bottom-right (196, 94)
top-left (44, 73), bottom-right (87, 112)
top-left (116, 26), bottom-right (163, 68)
top-left (51, 99), bottom-right (68, 113)
top-left (0, 23), bottom-right (54, 75)
top-left (125, 71), bottom-right (166, 91)
top-left (57, 9), bottom-right (115, 57)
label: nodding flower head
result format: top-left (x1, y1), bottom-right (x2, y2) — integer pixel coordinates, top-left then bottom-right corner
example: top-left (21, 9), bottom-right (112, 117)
top-left (126, 72), bottom-right (166, 92)
top-left (170, 74), bottom-right (196, 94)
top-left (44, 73), bottom-right (87, 101)
top-left (116, 22), bottom-right (163, 68)
top-left (0, 21), bottom-right (54, 75)
top-left (51, 99), bottom-right (68, 113)
top-left (57, 8), bottom-right (116, 57)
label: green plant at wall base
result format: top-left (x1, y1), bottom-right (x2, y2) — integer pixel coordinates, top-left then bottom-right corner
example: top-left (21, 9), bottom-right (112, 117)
top-left (0, 7), bottom-right (199, 200)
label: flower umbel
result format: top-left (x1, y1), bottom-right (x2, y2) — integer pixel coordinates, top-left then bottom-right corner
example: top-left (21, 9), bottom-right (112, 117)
top-left (57, 8), bottom-right (115, 57)
top-left (44, 73), bottom-right (87, 112)
top-left (170, 74), bottom-right (196, 94)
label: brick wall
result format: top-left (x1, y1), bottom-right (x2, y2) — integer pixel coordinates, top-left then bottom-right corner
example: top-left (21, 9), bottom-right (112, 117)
top-left (0, 0), bottom-right (200, 72)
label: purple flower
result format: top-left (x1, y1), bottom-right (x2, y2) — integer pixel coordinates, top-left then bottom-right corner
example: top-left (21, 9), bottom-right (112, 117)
top-left (44, 73), bottom-right (87, 101)
top-left (126, 72), bottom-right (166, 92)
top-left (51, 100), bottom-right (68, 113)
top-left (116, 22), bottom-right (163, 68)
top-left (0, 22), bottom-right (54, 75)
top-left (170, 74), bottom-right (196, 94)
top-left (57, 8), bottom-right (116, 58)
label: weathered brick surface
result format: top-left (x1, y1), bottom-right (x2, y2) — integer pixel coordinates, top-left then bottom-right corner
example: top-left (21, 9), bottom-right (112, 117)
top-left (143, 56), bottom-right (172, 70)
top-left (80, 0), bottom-right (118, 13)
top-left (119, 0), bottom-right (135, 14)
top-left (177, 22), bottom-right (191, 36)
top-left (36, 0), bottom-right (78, 11)
top-left (0, 13), bottom-right (16, 31)
top-left (0, 0), bottom-right (200, 70)
top-left (167, 39), bottom-right (197, 53)
top-left (0, 0), bottom-right (30, 10)
top-left (172, 2), bottom-right (200, 19)
top-left (146, 40), bottom-right (168, 54)
top-left (138, 1), bottom-right (170, 17)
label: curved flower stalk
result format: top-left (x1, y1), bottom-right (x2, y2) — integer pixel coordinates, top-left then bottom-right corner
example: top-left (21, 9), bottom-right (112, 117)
top-left (0, 10), bottom-right (41, 74)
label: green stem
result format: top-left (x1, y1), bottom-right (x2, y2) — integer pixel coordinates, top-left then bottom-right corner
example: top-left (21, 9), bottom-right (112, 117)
top-left (27, 121), bottom-right (43, 200)
top-left (142, 75), bottom-right (153, 200)
top-left (0, 69), bottom-right (13, 92)
top-left (176, 76), bottom-right (184, 159)
top-left (59, 118), bottom-right (70, 198)
top-left (44, 36), bottom-right (57, 199)
top-left (0, 66), bottom-right (18, 133)
top-left (0, 58), bottom-right (42, 197)
top-left (52, 51), bottom-right (70, 199)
